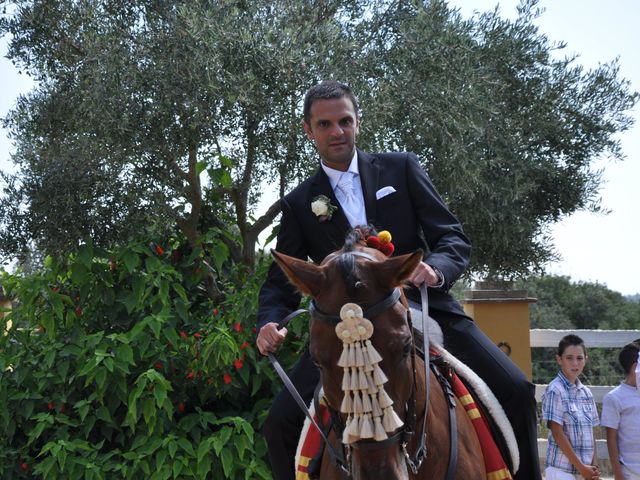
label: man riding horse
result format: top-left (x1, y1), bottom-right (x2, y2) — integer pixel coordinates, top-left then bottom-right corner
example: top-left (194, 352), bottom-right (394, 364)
top-left (256, 80), bottom-right (541, 480)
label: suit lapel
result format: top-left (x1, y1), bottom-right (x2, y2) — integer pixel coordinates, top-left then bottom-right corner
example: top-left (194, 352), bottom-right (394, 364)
top-left (357, 149), bottom-right (379, 225)
top-left (310, 168), bottom-right (352, 233)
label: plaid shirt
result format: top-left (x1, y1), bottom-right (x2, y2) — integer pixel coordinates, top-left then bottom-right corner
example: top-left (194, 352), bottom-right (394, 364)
top-left (542, 371), bottom-right (599, 474)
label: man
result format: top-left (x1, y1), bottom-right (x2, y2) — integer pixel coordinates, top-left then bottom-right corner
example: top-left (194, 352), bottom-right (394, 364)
top-left (257, 80), bottom-right (541, 480)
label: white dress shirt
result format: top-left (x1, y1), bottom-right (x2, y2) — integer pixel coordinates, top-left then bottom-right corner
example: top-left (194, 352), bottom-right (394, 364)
top-left (321, 152), bottom-right (367, 227)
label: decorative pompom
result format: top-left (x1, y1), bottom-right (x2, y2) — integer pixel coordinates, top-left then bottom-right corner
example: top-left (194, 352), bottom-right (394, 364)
top-left (378, 230), bottom-right (392, 244)
top-left (366, 236), bottom-right (381, 249)
top-left (379, 242), bottom-right (394, 256)
top-left (382, 407), bottom-right (404, 432)
top-left (340, 303), bottom-right (363, 322)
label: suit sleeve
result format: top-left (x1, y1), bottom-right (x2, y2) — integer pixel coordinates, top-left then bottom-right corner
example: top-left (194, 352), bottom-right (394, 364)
top-left (256, 195), bottom-right (306, 330)
top-left (406, 153), bottom-right (471, 290)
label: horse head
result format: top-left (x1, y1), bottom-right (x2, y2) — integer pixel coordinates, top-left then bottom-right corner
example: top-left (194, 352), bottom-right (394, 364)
top-left (272, 237), bottom-right (423, 480)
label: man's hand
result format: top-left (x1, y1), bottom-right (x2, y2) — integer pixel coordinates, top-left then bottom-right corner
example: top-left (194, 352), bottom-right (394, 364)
top-left (409, 261), bottom-right (441, 287)
top-left (256, 322), bottom-right (288, 356)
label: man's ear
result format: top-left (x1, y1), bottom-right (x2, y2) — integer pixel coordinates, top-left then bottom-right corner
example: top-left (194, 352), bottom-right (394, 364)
top-left (302, 120), bottom-right (314, 140)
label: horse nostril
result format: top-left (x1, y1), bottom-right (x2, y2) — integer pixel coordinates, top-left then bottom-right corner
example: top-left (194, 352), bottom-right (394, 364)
top-left (354, 281), bottom-right (364, 289)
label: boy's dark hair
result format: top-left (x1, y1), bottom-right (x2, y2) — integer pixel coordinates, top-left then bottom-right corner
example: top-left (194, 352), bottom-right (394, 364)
top-left (618, 341), bottom-right (640, 374)
top-left (558, 334), bottom-right (586, 356)
top-left (303, 80), bottom-right (359, 125)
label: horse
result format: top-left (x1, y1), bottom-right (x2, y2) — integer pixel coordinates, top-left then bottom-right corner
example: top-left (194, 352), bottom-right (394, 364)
top-left (271, 235), bottom-right (489, 480)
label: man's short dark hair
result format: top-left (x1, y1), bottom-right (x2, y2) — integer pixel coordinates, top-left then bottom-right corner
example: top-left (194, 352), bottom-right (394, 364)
top-left (558, 334), bottom-right (586, 356)
top-left (618, 341), bottom-right (640, 374)
top-left (303, 80), bottom-right (359, 125)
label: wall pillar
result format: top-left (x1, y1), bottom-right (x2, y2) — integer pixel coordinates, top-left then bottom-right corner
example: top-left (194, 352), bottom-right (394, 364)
top-left (461, 281), bottom-right (536, 380)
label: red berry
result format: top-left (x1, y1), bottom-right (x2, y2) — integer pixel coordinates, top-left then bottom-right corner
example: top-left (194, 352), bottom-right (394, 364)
top-left (233, 323), bottom-right (242, 333)
top-left (179, 331), bottom-right (188, 339)
top-left (213, 308), bottom-right (219, 316)
top-left (239, 341), bottom-right (250, 350)
top-left (193, 332), bottom-right (201, 339)
top-left (154, 244), bottom-right (165, 256)
top-left (154, 362), bottom-right (163, 370)
top-left (233, 358), bottom-right (243, 370)
top-left (59, 403), bottom-right (65, 413)
top-left (223, 373), bottom-right (232, 385)
top-left (251, 327), bottom-right (257, 334)
top-left (178, 402), bottom-right (185, 413)
top-left (74, 306), bottom-right (83, 316)
top-left (47, 402), bottom-right (54, 411)
top-left (186, 371), bottom-right (195, 380)
top-left (20, 463), bottom-right (29, 472)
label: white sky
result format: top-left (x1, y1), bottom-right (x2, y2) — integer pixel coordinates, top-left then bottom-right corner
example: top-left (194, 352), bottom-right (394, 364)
top-left (1, 0), bottom-right (639, 295)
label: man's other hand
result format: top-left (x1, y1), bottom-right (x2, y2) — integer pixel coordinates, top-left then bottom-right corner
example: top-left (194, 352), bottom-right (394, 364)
top-left (409, 261), bottom-right (442, 287)
top-left (256, 322), bottom-right (288, 355)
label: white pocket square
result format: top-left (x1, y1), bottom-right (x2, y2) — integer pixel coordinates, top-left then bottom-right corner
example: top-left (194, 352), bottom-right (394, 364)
top-left (376, 186), bottom-right (396, 200)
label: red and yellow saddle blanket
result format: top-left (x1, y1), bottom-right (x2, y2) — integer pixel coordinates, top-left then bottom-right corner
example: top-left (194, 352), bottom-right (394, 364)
top-left (295, 371), bottom-right (512, 480)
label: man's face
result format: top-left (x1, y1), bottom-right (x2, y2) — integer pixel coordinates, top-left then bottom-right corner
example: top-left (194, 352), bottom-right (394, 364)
top-left (303, 96), bottom-right (359, 171)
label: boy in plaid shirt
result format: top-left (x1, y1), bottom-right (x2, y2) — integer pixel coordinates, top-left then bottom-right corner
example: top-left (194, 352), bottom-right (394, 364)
top-left (542, 334), bottom-right (600, 480)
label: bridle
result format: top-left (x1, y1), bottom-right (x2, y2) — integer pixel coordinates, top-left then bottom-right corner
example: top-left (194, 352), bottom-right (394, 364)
top-left (267, 249), bottom-right (445, 478)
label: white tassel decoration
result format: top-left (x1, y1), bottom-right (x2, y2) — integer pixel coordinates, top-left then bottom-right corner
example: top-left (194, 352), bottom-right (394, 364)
top-left (382, 406), bottom-right (404, 432)
top-left (360, 413), bottom-right (374, 439)
top-left (340, 392), bottom-right (352, 413)
top-left (342, 368), bottom-right (351, 391)
top-left (374, 416), bottom-right (387, 441)
top-left (365, 339), bottom-right (383, 363)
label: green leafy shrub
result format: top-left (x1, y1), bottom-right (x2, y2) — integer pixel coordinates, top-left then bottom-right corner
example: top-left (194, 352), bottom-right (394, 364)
top-left (0, 236), bottom-right (306, 479)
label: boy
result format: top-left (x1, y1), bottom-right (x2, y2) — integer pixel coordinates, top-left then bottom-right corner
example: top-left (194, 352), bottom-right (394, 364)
top-left (542, 334), bottom-right (600, 480)
top-left (601, 341), bottom-right (640, 480)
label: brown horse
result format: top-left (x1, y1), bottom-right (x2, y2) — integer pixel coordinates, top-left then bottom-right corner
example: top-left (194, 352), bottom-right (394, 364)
top-left (272, 240), bottom-right (487, 480)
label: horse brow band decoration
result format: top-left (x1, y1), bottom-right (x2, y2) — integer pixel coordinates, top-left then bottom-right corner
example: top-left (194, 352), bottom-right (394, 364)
top-left (336, 303), bottom-right (404, 444)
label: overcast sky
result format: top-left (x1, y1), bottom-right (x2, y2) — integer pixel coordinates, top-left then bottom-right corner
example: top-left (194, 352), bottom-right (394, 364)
top-left (1, 0), bottom-right (638, 295)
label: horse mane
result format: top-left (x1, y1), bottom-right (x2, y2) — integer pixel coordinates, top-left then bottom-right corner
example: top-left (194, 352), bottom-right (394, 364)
top-left (338, 226), bottom-right (379, 297)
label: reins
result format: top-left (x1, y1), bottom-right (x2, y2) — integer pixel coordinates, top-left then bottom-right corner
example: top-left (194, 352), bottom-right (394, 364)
top-left (267, 250), bottom-right (457, 478)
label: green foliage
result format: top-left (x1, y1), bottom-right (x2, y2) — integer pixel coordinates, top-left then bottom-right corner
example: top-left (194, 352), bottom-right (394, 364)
top-left (1, 0), bottom-right (637, 279)
top-left (0, 235), bottom-right (306, 479)
top-left (516, 275), bottom-right (640, 385)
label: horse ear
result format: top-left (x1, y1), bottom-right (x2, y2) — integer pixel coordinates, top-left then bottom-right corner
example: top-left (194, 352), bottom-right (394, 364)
top-left (373, 250), bottom-right (423, 289)
top-left (271, 249), bottom-right (326, 297)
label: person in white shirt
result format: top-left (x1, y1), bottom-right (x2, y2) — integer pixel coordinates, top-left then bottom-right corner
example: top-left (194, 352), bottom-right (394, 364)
top-left (601, 341), bottom-right (640, 480)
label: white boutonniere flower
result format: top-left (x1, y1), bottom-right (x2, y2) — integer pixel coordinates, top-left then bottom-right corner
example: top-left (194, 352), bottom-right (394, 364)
top-left (311, 195), bottom-right (337, 222)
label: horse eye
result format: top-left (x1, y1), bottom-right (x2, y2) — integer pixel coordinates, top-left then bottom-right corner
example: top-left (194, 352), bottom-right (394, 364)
top-left (354, 281), bottom-right (365, 289)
